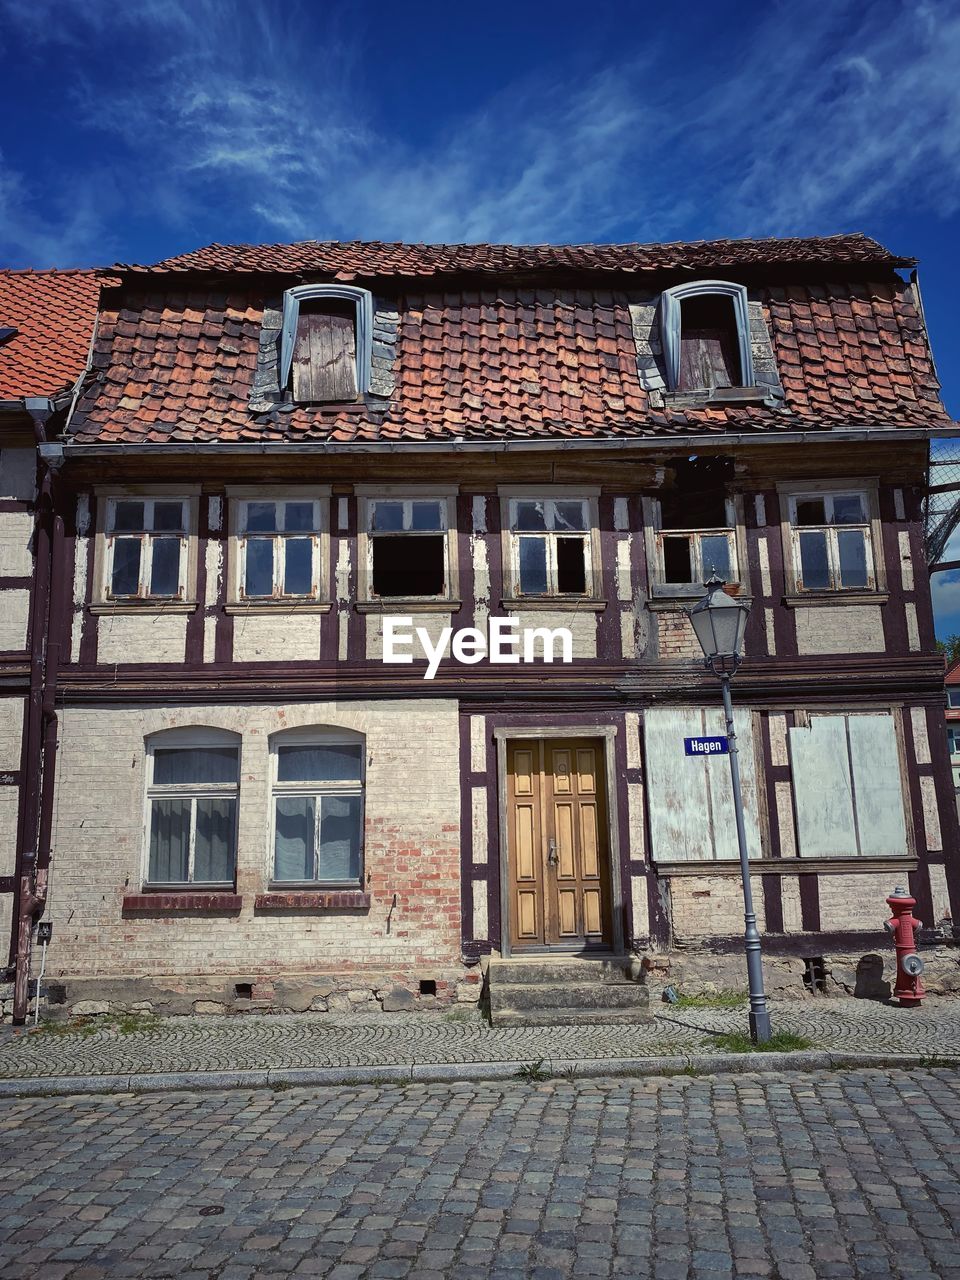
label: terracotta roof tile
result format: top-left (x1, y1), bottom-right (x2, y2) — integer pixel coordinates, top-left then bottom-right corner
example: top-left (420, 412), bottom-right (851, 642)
top-left (67, 270), bottom-right (951, 445)
top-left (0, 270), bottom-right (110, 399)
top-left (120, 233), bottom-right (911, 279)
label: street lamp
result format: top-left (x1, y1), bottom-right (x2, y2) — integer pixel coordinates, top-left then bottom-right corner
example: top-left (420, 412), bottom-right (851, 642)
top-left (687, 575), bottom-right (772, 1044)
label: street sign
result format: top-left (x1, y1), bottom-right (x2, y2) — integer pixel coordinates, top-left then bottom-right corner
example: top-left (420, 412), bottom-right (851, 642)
top-left (684, 735), bottom-right (729, 756)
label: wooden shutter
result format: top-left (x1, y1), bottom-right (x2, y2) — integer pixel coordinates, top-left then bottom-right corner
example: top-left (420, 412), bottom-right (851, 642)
top-left (848, 716), bottom-right (908, 857)
top-left (292, 302), bottom-right (358, 402)
top-left (677, 296), bottom-right (741, 392)
top-left (789, 717), bottom-right (858, 857)
top-left (644, 707), bottom-right (762, 862)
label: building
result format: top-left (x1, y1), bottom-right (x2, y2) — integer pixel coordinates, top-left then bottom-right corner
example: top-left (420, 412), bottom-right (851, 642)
top-left (945, 659), bottom-right (960, 802)
top-left (2, 233), bottom-right (959, 1021)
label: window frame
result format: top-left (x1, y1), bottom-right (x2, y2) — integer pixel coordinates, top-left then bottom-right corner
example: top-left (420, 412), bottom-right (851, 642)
top-left (498, 487), bottom-right (602, 607)
top-left (948, 690), bottom-right (960, 710)
top-left (141, 728), bottom-right (241, 891)
top-left (948, 724), bottom-right (960, 755)
top-left (642, 494), bottom-right (747, 600)
top-left (226, 487), bottom-right (331, 612)
top-left (356, 485), bottom-right (459, 607)
top-left (93, 486), bottom-right (200, 612)
top-left (279, 284), bottom-right (374, 401)
top-left (660, 280), bottom-right (755, 394)
top-left (268, 728), bottom-right (366, 889)
top-left (778, 481), bottom-right (884, 599)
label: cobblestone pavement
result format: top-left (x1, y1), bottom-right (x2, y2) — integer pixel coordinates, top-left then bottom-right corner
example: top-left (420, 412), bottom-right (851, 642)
top-left (1, 999), bottom-right (960, 1080)
top-left (0, 1069), bottom-right (959, 1279)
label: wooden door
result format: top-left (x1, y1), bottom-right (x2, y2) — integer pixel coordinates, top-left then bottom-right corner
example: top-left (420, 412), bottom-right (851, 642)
top-left (506, 738), bottom-right (612, 950)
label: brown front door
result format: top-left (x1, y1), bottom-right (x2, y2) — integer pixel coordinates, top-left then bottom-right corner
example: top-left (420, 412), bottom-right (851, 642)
top-left (506, 737), bottom-right (613, 951)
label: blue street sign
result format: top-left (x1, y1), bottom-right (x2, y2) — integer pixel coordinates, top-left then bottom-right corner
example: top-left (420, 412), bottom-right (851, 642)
top-left (684, 735), bottom-right (729, 756)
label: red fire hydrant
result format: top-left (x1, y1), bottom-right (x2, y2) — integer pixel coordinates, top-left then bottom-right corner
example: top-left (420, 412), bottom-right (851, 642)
top-left (885, 885), bottom-right (925, 1008)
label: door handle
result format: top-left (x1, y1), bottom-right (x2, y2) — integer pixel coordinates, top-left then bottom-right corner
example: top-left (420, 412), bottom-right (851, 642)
top-left (547, 837), bottom-right (558, 867)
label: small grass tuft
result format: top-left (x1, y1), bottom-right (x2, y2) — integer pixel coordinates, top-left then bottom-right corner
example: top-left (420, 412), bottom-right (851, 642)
top-left (673, 991), bottom-right (747, 1009)
top-left (516, 1059), bottom-right (551, 1083)
top-left (710, 1030), bottom-right (813, 1054)
top-left (443, 1005), bottom-right (482, 1024)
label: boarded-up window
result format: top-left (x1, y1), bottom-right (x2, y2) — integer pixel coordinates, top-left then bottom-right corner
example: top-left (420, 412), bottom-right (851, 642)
top-left (644, 707), bottom-right (763, 862)
top-left (292, 300), bottom-right (358, 402)
top-left (678, 296), bottom-right (741, 392)
top-left (788, 714), bottom-right (908, 858)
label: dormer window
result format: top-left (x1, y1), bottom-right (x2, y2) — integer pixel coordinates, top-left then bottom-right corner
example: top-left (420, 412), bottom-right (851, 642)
top-left (660, 281), bottom-right (754, 395)
top-left (279, 284), bottom-right (373, 403)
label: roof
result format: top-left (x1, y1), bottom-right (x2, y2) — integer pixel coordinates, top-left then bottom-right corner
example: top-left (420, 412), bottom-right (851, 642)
top-left (119, 233), bottom-right (913, 280)
top-left (0, 270), bottom-right (107, 400)
top-left (68, 275), bottom-right (951, 446)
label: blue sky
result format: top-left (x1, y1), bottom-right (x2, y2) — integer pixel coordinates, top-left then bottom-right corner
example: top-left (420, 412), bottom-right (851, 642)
top-left (3, 0), bottom-right (959, 630)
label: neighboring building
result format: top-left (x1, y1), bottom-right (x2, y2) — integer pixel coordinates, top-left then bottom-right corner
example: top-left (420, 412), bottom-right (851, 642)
top-left (2, 233), bottom-right (959, 1021)
top-left (0, 269), bottom-right (108, 1015)
top-left (945, 659), bottom-right (960, 800)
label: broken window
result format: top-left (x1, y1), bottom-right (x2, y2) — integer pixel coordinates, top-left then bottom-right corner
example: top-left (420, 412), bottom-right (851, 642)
top-left (678, 295), bottom-right (741, 392)
top-left (652, 458), bottom-right (739, 592)
top-left (237, 498), bottom-right (323, 601)
top-left (105, 497), bottom-right (188, 600)
top-left (659, 281), bottom-right (755, 393)
top-left (788, 491), bottom-right (875, 591)
top-left (145, 735), bottom-right (239, 886)
top-left (279, 284), bottom-right (373, 404)
top-left (508, 498), bottom-right (592, 597)
top-left (367, 498), bottom-right (449, 599)
top-left (948, 726), bottom-right (960, 755)
top-left (271, 735), bottom-right (364, 884)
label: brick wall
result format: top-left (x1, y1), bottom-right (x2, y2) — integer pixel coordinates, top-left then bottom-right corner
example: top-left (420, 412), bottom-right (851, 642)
top-left (655, 609), bottom-right (701, 661)
top-left (46, 698), bottom-right (462, 981)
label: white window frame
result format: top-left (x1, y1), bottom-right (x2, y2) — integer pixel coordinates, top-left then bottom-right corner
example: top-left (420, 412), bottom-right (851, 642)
top-left (660, 280), bottom-right (754, 393)
top-left (643, 494), bottom-right (746, 599)
top-left (947, 690), bottom-right (960, 709)
top-left (356, 486), bottom-right (458, 605)
top-left (948, 725), bottom-right (960, 755)
top-left (268, 728), bottom-right (366, 888)
top-left (782, 485), bottom-right (880, 595)
top-left (142, 728), bottom-right (240, 889)
top-left (93, 486), bottom-right (200, 611)
top-left (279, 284), bottom-right (373, 398)
top-left (226, 487), bottom-right (331, 611)
top-left (499, 488), bottom-right (601, 604)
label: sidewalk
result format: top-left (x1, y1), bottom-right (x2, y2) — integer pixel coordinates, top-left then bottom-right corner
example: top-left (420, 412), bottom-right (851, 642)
top-left (0, 997), bottom-right (957, 1096)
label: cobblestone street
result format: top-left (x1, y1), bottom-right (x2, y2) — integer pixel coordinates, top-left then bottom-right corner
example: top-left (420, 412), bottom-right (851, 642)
top-left (0, 1069), bottom-right (959, 1280)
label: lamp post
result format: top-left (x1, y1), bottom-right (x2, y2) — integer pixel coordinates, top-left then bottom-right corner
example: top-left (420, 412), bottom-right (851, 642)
top-left (687, 575), bottom-right (772, 1044)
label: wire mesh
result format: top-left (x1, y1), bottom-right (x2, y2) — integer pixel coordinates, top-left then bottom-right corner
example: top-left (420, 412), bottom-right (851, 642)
top-left (926, 437), bottom-right (960, 567)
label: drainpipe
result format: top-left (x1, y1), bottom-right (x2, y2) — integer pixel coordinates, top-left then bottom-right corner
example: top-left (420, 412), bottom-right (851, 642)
top-left (11, 402), bottom-right (62, 1025)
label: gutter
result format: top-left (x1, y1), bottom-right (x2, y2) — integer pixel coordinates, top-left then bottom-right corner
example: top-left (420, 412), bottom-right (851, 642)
top-left (51, 425), bottom-right (957, 459)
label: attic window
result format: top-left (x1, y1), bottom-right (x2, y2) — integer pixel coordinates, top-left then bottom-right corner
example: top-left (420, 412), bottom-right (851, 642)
top-left (279, 284), bottom-right (373, 404)
top-left (0, 327), bottom-right (17, 346)
top-left (660, 281), bottom-right (754, 394)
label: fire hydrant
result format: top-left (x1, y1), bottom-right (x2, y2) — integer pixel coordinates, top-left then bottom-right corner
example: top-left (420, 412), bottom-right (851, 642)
top-left (885, 885), bottom-right (925, 1008)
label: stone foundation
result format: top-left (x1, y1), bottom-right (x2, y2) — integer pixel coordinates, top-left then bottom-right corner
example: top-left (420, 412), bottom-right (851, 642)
top-left (2, 966), bottom-right (483, 1023)
top-left (641, 944), bottom-right (960, 1000)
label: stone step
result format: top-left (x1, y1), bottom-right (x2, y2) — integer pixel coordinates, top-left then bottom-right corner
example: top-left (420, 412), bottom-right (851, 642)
top-left (491, 1005), bottom-right (652, 1027)
top-left (489, 981), bottom-right (650, 1015)
top-left (487, 958), bottom-right (645, 987)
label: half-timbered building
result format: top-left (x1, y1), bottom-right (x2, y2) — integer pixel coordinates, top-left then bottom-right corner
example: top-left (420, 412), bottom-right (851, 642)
top-left (2, 234), bottom-right (958, 1021)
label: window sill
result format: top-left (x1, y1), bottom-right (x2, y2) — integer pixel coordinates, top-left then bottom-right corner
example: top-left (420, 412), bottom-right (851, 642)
top-left (782, 592), bottom-right (889, 609)
top-left (255, 890), bottom-right (371, 911)
top-left (355, 599), bottom-right (461, 614)
top-left (122, 892), bottom-right (242, 912)
top-left (656, 856), bottom-right (916, 877)
top-left (663, 386), bottom-right (769, 407)
top-left (648, 593), bottom-right (753, 612)
top-left (224, 601), bottom-right (332, 615)
top-left (499, 597), bottom-right (606, 612)
top-left (90, 601), bottom-right (198, 615)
